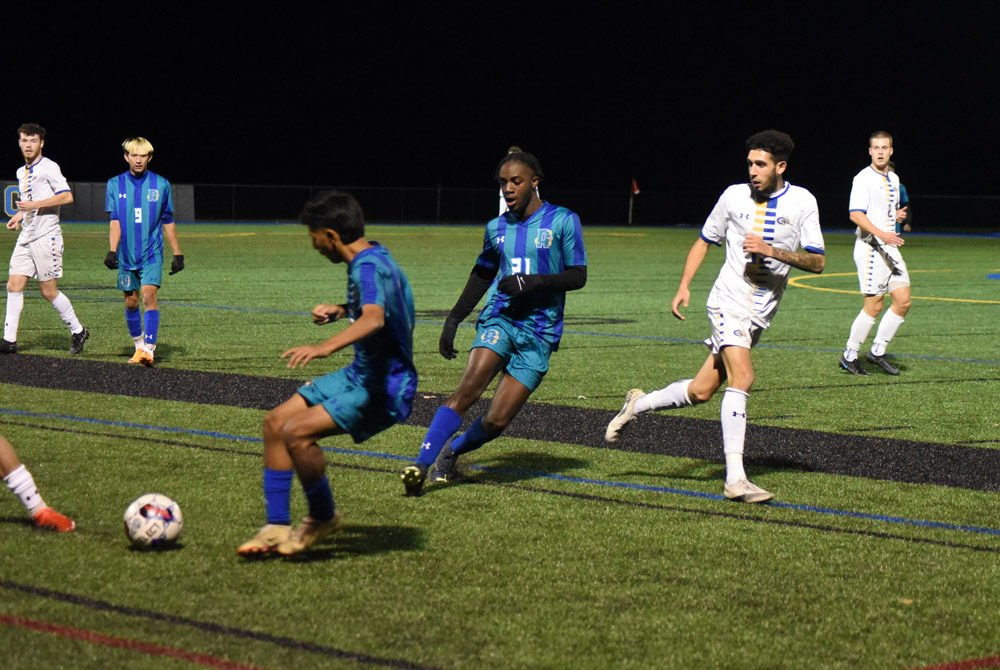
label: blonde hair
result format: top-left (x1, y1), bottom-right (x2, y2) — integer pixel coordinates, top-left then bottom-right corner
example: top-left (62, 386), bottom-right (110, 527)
top-left (122, 137), bottom-right (154, 155)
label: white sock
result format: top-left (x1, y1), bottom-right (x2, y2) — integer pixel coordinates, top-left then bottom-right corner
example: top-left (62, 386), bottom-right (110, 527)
top-left (844, 311), bottom-right (877, 360)
top-left (5, 464), bottom-right (46, 513)
top-left (721, 388), bottom-right (749, 485)
top-left (50, 292), bottom-right (83, 333)
top-left (133, 335), bottom-right (145, 350)
top-left (635, 379), bottom-right (693, 413)
top-left (4, 291), bottom-right (24, 341)
top-left (872, 310), bottom-right (905, 356)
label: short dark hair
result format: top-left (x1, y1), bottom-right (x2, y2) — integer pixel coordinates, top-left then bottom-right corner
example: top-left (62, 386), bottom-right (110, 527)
top-left (870, 130), bottom-right (893, 146)
top-left (18, 123), bottom-right (46, 140)
top-left (299, 190), bottom-right (365, 243)
top-left (495, 150), bottom-right (545, 181)
top-left (746, 130), bottom-right (795, 163)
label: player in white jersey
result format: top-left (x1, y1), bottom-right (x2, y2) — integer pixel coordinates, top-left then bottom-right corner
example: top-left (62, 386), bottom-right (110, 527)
top-left (839, 131), bottom-right (909, 376)
top-left (605, 130), bottom-right (826, 503)
top-left (2, 123), bottom-right (88, 355)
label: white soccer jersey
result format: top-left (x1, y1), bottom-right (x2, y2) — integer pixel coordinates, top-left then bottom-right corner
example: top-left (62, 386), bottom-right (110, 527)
top-left (701, 182), bottom-right (825, 328)
top-left (849, 166), bottom-right (899, 235)
top-left (15, 156), bottom-right (70, 244)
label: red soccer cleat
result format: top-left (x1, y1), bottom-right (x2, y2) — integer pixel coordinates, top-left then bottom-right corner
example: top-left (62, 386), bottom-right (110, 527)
top-left (32, 507), bottom-right (76, 532)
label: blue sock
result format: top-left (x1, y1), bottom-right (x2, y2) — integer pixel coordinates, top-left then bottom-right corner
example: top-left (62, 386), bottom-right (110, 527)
top-left (451, 416), bottom-right (493, 456)
top-left (144, 309), bottom-right (160, 347)
top-left (416, 406), bottom-right (463, 467)
top-left (304, 476), bottom-right (335, 522)
top-left (263, 468), bottom-right (294, 525)
top-left (125, 307), bottom-right (142, 338)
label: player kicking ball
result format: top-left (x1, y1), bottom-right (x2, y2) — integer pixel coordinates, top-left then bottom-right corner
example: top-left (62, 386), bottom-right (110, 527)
top-left (605, 130), bottom-right (825, 503)
top-left (238, 191), bottom-right (417, 556)
top-left (1, 433), bottom-right (75, 532)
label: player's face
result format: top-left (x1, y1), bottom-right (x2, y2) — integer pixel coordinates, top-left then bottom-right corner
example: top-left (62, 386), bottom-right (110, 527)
top-left (747, 150), bottom-right (786, 200)
top-left (869, 138), bottom-right (893, 171)
top-left (498, 161), bottom-right (540, 219)
top-left (309, 228), bottom-right (344, 264)
top-left (126, 151), bottom-right (152, 176)
top-left (18, 133), bottom-right (43, 163)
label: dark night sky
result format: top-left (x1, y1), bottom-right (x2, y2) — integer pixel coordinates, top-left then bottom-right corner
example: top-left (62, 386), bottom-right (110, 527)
top-left (13, 4), bottom-right (1000, 200)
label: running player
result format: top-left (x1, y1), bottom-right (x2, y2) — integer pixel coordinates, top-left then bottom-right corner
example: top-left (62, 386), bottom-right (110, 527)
top-left (605, 130), bottom-right (825, 503)
top-left (3, 123), bottom-right (88, 355)
top-left (400, 149), bottom-right (587, 495)
top-left (104, 137), bottom-right (184, 367)
top-left (839, 131), bottom-right (910, 376)
top-left (1, 433), bottom-right (75, 532)
top-left (238, 191), bottom-right (417, 556)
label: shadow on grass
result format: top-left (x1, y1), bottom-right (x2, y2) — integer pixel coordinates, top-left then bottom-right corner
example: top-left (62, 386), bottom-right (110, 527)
top-left (247, 524), bottom-right (425, 563)
top-left (425, 450), bottom-right (590, 493)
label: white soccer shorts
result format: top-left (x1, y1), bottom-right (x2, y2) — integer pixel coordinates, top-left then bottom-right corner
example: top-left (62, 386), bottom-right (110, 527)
top-left (703, 305), bottom-right (763, 355)
top-left (8, 233), bottom-right (64, 281)
top-left (854, 236), bottom-right (910, 296)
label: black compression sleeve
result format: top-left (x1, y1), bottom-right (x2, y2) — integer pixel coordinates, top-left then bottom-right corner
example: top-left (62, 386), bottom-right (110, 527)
top-left (449, 264), bottom-right (498, 322)
top-left (536, 265), bottom-right (587, 292)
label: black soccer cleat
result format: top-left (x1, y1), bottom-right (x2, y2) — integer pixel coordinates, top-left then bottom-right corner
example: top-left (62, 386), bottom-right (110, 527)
top-left (433, 442), bottom-right (459, 483)
top-left (839, 355), bottom-right (870, 376)
top-left (866, 351), bottom-right (900, 375)
top-left (69, 327), bottom-right (89, 355)
top-left (0, 338), bottom-right (17, 354)
top-left (400, 463), bottom-right (428, 496)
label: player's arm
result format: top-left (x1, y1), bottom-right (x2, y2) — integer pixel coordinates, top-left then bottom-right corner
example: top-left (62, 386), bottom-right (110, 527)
top-left (439, 264), bottom-right (498, 359)
top-left (743, 233), bottom-right (825, 274)
top-left (850, 210), bottom-right (904, 247)
top-left (498, 265), bottom-right (587, 295)
top-left (671, 237), bottom-right (711, 320)
top-left (6, 211), bottom-right (23, 231)
top-left (282, 303), bottom-right (385, 369)
top-left (16, 191), bottom-right (73, 211)
top-left (105, 219), bottom-right (121, 269)
top-left (311, 303), bottom-right (348, 325)
top-left (163, 222), bottom-right (185, 274)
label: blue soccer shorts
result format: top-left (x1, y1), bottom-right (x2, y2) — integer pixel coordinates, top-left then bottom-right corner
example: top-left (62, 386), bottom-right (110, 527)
top-left (297, 368), bottom-right (397, 444)
top-left (472, 316), bottom-right (551, 392)
top-left (118, 262), bottom-right (163, 291)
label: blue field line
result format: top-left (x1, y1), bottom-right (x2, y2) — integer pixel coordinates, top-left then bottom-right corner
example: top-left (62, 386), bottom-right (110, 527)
top-left (4, 407), bottom-right (999, 539)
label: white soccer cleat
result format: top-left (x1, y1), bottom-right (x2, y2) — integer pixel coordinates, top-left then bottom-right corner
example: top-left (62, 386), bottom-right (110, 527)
top-left (237, 524), bottom-right (291, 555)
top-left (276, 512), bottom-right (345, 556)
top-left (723, 478), bottom-right (774, 504)
top-left (605, 388), bottom-right (644, 443)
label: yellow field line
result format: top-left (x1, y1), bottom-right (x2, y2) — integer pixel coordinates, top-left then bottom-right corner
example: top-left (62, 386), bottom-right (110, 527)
top-left (788, 270), bottom-right (1000, 304)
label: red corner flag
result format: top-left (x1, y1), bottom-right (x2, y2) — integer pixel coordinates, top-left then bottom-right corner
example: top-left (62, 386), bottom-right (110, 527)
top-left (632, 178), bottom-right (640, 195)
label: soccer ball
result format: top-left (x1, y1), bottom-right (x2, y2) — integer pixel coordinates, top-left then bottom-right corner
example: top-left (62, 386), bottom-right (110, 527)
top-left (123, 493), bottom-right (183, 548)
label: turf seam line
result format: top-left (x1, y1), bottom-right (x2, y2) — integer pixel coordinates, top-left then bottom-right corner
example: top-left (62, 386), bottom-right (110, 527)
top-left (0, 580), bottom-right (440, 670)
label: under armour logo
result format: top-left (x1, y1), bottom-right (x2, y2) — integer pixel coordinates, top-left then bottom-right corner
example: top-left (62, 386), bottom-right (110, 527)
top-left (420, 441), bottom-right (431, 451)
top-left (119, 193), bottom-right (127, 199)
top-left (498, 235), bottom-right (505, 243)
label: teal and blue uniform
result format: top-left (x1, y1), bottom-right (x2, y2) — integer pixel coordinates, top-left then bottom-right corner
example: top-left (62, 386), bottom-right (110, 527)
top-left (297, 243), bottom-right (417, 443)
top-left (473, 202), bottom-right (586, 390)
top-left (106, 170), bottom-right (174, 273)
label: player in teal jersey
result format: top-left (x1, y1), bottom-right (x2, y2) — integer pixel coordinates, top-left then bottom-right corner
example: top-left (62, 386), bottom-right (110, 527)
top-left (104, 137), bottom-right (183, 367)
top-left (400, 150), bottom-right (587, 496)
top-left (239, 191), bottom-right (417, 556)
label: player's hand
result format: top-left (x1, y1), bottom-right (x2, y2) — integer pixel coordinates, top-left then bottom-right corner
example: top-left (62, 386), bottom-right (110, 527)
top-left (498, 273), bottom-right (543, 296)
top-left (896, 206), bottom-right (908, 223)
top-left (903, 223), bottom-right (911, 233)
top-left (742, 233), bottom-right (772, 257)
top-left (104, 251), bottom-right (119, 269)
top-left (671, 287), bottom-right (690, 321)
top-left (281, 344), bottom-right (328, 369)
top-left (877, 230), bottom-right (904, 247)
top-left (15, 199), bottom-right (33, 211)
top-left (312, 304), bottom-right (346, 325)
top-left (6, 218), bottom-right (19, 231)
top-left (169, 255), bottom-right (185, 275)
top-left (439, 316), bottom-right (460, 359)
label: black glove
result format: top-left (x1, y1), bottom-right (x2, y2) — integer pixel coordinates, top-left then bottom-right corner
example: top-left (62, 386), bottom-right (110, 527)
top-left (169, 255), bottom-right (185, 275)
top-left (104, 251), bottom-right (119, 270)
top-left (498, 273), bottom-right (543, 296)
top-left (439, 316), bottom-right (461, 360)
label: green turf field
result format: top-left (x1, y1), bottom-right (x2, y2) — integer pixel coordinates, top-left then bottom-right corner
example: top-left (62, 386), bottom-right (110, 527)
top-left (2, 223), bottom-right (999, 669)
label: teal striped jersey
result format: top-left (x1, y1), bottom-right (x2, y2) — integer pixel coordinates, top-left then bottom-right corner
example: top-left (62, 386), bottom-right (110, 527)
top-left (476, 203), bottom-right (587, 349)
top-left (345, 243), bottom-right (417, 422)
top-left (106, 171), bottom-right (175, 270)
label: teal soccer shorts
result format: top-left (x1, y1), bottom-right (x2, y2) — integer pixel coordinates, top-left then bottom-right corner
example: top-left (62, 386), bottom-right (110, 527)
top-left (117, 262), bottom-right (163, 291)
top-left (297, 368), bottom-right (396, 443)
top-left (472, 316), bottom-right (551, 392)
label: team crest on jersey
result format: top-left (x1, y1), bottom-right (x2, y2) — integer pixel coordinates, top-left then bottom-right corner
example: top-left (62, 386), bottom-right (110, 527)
top-left (147, 190), bottom-right (160, 202)
top-left (732, 329), bottom-right (746, 339)
top-left (535, 229), bottom-right (553, 248)
top-left (776, 216), bottom-right (790, 226)
top-left (480, 328), bottom-right (501, 345)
